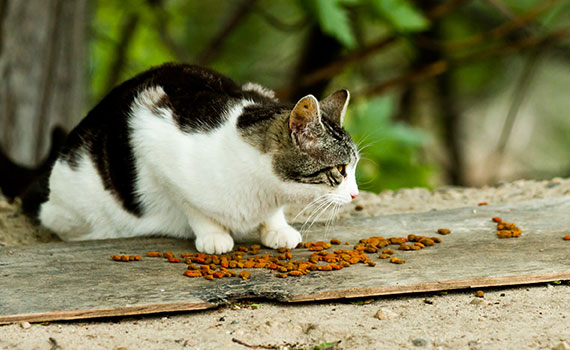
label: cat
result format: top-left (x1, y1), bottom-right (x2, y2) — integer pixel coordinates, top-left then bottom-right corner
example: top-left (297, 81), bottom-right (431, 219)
top-left (20, 63), bottom-right (360, 254)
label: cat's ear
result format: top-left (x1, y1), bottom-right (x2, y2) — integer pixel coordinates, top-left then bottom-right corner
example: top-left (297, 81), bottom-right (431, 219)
top-left (319, 89), bottom-right (350, 125)
top-left (289, 94), bottom-right (321, 133)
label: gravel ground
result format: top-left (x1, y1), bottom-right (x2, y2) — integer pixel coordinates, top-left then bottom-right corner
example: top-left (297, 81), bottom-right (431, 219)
top-left (1, 178), bottom-right (569, 349)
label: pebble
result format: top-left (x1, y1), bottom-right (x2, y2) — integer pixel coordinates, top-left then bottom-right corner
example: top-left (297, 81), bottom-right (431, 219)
top-left (468, 340), bottom-right (479, 346)
top-left (374, 308), bottom-right (398, 320)
top-left (412, 338), bottom-right (428, 347)
top-left (552, 342), bottom-right (570, 350)
top-left (230, 320), bottom-right (239, 325)
top-left (470, 298), bottom-right (485, 305)
top-left (19, 321), bottom-right (31, 329)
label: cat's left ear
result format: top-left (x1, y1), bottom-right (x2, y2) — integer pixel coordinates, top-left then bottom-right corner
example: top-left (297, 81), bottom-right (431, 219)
top-left (319, 89), bottom-right (350, 125)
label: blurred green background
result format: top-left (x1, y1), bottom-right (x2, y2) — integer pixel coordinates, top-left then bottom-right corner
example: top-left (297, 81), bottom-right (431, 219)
top-left (3, 0), bottom-right (570, 193)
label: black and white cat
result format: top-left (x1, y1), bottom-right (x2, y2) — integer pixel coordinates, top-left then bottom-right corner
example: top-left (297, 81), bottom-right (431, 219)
top-left (36, 63), bottom-right (359, 254)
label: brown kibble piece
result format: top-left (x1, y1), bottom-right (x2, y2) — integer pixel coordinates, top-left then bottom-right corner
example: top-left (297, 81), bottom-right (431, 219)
top-left (437, 228), bottom-right (451, 235)
top-left (367, 261), bottom-right (376, 267)
top-left (288, 271), bottom-right (303, 276)
top-left (146, 252), bottom-right (162, 257)
top-left (475, 290), bottom-right (484, 298)
top-left (492, 217), bottom-right (502, 223)
top-left (276, 273), bottom-right (288, 278)
top-left (478, 202), bottom-right (488, 206)
top-left (163, 252), bottom-right (175, 259)
top-left (431, 237), bottom-right (442, 243)
top-left (240, 271), bottom-right (251, 280)
top-left (330, 239), bottom-right (341, 245)
top-left (204, 274), bottom-right (214, 280)
top-left (378, 254), bottom-right (390, 259)
top-left (382, 249), bottom-right (395, 255)
top-left (564, 235), bottom-right (570, 240)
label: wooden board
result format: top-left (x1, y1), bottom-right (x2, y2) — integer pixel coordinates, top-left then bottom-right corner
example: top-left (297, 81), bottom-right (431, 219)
top-left (1, 197), bottom-right (569, 324)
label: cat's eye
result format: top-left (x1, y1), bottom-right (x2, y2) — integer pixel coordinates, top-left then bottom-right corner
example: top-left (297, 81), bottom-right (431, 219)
top-left (336, 164), bottom-right (347, 177)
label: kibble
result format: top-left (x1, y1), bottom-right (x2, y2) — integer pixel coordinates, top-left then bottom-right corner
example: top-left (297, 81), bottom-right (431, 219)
top-left (111, 255), bottom-right (141, 262)
top-left (437, 228), bottom-right (451, 235)
top-left (563, 235), bottom-right (570, 241)
top-left (475, 290), bottom-right (484, 298)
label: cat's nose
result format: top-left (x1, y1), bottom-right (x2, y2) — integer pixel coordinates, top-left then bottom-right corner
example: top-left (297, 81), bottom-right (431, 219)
top-left (350, 193), bottom-right (358, 199)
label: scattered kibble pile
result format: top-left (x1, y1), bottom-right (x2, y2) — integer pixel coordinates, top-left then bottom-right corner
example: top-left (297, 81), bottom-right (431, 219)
top-left (492, 217), bottom-right (522, 238)
top-left (109, 230), bottom-right (449, 281)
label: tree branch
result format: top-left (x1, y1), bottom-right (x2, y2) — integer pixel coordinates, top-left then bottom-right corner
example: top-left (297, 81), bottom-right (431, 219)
top-left (277, 0), bottom-right (472, 96)
top-left (253, 5), bottom-right (308, 32)
top-left (358, 26), bottom-right (569, 98)
top-left (103, 13), bottom-right (139, 94)
top-left (197, 0), bottom-right (257, 65)
top-left (148, 0), bottom-right (192, 62)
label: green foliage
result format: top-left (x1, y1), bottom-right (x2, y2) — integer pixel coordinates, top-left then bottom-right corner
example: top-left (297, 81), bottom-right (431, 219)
top-left (345, 96), bottom-right (433, 192)
top-left (300, 0), bottom-right (356, 48)
top-left (368, 0), bottom-right (430, 32)
top-left (313, 340), bottom-right (341, 350)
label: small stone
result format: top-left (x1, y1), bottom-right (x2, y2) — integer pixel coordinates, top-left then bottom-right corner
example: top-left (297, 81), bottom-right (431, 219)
top-left (219, 316), bottom-right (225, 322)
top-left (19, 321), bottom-right (31, 329)
top-left (355, 205), bottom-right (364, 211)
top-left (374, 308), bottom-right (398, 320)
top-left (230, 320), bottom-right (239, 325)
top-left (468, 340), bottom-right (479, 346)
top-left (412, 338), bottom-right (428, 347)
top-left (423, 299), bottom-right (434, 305)
top-left (470, 298), bottom-right (485, 305)
top-left (552, 341), bottom-right (570, 350)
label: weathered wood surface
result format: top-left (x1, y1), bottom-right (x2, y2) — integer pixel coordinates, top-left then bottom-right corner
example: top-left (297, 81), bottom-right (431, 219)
top-left (1, 197), bottom-right (569, 324)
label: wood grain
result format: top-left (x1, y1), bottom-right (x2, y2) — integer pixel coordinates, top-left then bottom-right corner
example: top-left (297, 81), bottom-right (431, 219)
top-left (1, 197), bottom-right (569, 324)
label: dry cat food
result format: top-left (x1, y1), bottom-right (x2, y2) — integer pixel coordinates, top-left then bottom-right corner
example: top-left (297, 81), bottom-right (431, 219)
top-left (437, 228), bottom-right (451, 235)
top-left (139, 230), bottom-right (448, 281)
top-left (110, 255), bottom-right (141, 262)
top-left (475, 290), bottom-right (484, 298)
top-left (493, 217), bottom-right (522, 238)
top-left (563, 235), bottom-right (570, 241)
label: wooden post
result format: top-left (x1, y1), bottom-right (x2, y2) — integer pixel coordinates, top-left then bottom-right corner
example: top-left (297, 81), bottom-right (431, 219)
top-left (0, 0), bottom-right (88, 166)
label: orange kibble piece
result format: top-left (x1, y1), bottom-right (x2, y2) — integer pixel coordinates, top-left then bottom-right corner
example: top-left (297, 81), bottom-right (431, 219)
top-left (183, 270), bottom-right (203, 278)
top-left (146, 252), bottom-right (162, 257)
top-left (204, 275), bottom-right (214, 280)
top-left (239, 271), bottom-right (251, 280)
top-left (163, 252), bottom-right (175, 259)
top-left (492, 217), bottom-right (502, 223)
top-left (167, 257), bottom-right (181, 263)
top-left (288, 271), bottom-right (303, 276)
top-left (564, 235), bottom-right (570, 240)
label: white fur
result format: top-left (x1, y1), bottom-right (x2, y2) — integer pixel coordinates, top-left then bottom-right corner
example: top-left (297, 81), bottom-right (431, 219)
top-left (39, 86), bottom-right (358, 253)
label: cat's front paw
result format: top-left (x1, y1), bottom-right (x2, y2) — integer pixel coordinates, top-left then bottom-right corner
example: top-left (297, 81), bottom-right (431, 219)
top-left (260, 225), bottom-right (302, 249)
top-left (195, 232), bottom-right (234, 254)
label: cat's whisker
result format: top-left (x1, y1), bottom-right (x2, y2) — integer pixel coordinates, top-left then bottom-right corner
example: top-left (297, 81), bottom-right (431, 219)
top-left (293, 194), bottom-right (330, 222)
top-left (299, 197), bottom-right (333, 238)
top-left (305, 199), bottom-right (336, 234)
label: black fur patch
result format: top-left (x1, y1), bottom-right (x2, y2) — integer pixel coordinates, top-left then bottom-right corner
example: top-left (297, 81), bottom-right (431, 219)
top-left (58, 63), bottom-right (277, 216)
top-left (237, 104), bottom-right (290, 130)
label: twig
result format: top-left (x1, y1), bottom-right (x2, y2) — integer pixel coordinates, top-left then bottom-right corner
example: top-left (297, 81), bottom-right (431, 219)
top-left (358, 27), bottom-right (569, 98)
top-left (490, 50), bottom-right (541, 183)
top-left (49, 337), bottom-right (62, 350)
top-left (231, 338), bottom-right (281, 349)
top-left (197, 0), bottom-right (257, 65)
top-left (149, 0), bottom-right (192, 63)
top-left (103, 13), bottom-right (139, 94)
top-left (421, 0), bottom-right (557, 50)
top-left (253, 6), bottom-right (308, 32)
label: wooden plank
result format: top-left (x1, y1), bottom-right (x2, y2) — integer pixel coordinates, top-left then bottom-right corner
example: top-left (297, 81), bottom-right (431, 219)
top-left (1, 196), bottom-right (569, 324)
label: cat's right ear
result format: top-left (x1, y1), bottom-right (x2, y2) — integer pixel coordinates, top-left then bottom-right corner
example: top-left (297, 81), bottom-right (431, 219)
top-left (289, 95), bottom-right (321, 152)
top-left (289, 95), bottom-right (321, 133)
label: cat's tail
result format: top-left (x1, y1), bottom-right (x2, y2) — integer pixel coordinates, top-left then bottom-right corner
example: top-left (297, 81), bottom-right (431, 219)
top-left (0, 126), bottom-right (67, 218)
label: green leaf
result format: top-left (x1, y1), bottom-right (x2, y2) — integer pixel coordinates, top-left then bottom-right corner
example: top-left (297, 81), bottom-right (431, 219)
top-left (369, 0), bottom-right (429, 32)
top-left (301, 0), bottom-right (356, 48)
top-left (551, 280), bottom-right (562, 285)
top-left (314, 340), bottom-right (341, 350)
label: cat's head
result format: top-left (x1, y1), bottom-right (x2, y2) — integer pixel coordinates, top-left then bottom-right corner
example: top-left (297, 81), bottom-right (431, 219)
top-left (273, 90), bottom-right (359, 204)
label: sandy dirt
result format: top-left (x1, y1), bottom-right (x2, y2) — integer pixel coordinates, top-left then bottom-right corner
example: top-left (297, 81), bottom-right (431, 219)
top-left (1, 178), bottom-right (569, 349)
